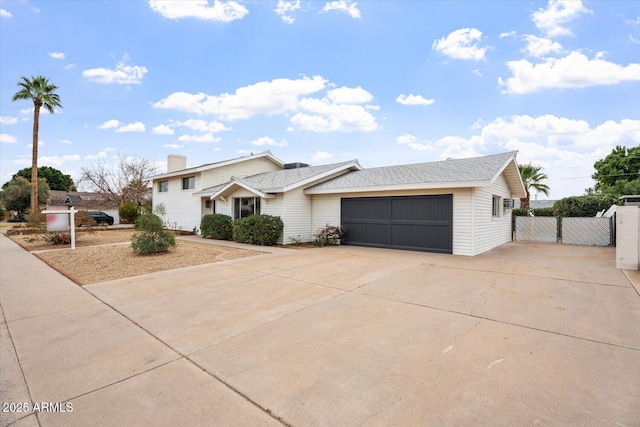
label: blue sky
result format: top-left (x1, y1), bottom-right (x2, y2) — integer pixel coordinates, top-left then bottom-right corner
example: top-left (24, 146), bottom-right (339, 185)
top-left (0, 0), bottom-right (638, 199)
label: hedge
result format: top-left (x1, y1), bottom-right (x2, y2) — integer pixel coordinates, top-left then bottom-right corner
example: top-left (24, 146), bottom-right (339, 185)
top-left (200, 213), bottom-right (233, 240)
top-left (552, 195), bottom-right (618, 217)
top-left (131, 213), bottom-right (176, 254)
top-left (232, 214), bottom-right (283, 246)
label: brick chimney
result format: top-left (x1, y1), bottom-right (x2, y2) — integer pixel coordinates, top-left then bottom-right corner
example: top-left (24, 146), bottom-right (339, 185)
top-left (167, 154), bottom-right (186, 173)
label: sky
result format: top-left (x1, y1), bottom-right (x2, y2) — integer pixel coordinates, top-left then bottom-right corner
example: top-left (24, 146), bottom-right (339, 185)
top-left (0, 0), bottom-right (639, 199)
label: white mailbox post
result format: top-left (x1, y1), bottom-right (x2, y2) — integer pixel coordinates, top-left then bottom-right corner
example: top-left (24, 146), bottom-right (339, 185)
top-left (41, 207), bottom-right (77, 250)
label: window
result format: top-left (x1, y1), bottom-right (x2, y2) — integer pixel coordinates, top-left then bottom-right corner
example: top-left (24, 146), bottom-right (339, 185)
top-left (234, 197), bottom-right (261, 219)
top-left (492, 196), bottom-right (501, 217)
top-left (182, 176), bottom-right (195, 190)
top-left (158, 180), bottom-right (168, 193)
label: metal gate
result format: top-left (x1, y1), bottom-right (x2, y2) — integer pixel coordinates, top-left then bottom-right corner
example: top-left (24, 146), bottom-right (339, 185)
top-left (514, 216), bottom-right (614, 246)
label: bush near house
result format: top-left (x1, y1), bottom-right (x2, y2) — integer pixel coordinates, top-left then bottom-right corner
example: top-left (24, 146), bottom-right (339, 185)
top-left (119, 201), bottom-right (139, 224)
top-left (131, 213), bottom-right (176, 254)
top-left (232, 214), bottom-right (283, 246)
top-left (553, 194), bottom-right (618, 217)
top-left (512, 207), bottom-right (554, 217)
top-left (201, 214), bottom-right (233, 240)
top-left (314, 224), bottom-right (345, 246)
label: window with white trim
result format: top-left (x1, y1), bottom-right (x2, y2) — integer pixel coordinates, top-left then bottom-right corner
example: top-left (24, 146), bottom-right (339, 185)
top-left (492, 195), bottom-right (501, 218)
top-left (234, 197), bottom-right (261, 219)
top-left (158, 180), bottom-right (168, 193)
top-left (182, 176), bottom-right (195, 190)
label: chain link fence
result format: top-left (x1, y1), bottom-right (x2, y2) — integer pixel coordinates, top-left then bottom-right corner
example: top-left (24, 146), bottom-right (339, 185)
top-left (514, 216), bottom-right (614, 246)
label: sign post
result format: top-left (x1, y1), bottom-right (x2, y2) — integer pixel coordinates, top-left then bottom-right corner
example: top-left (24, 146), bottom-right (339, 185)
top-left (41, 207), bottom-right (78, 250)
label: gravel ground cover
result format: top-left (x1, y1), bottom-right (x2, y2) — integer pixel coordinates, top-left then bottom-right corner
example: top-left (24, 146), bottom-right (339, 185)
top-left (8, 230), bottom-right (263, 285)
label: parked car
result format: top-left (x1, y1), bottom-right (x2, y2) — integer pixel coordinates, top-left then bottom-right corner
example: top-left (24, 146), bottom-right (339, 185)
top-left (85, 211), bottom-right (114, 226)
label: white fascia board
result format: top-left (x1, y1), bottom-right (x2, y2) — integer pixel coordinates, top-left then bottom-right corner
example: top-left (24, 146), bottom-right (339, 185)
top-left (304, 180), bottom-right (491, 195)
top-left (490, 155), bottom-right (526, 198)
top-left (211, 178), bottom-right (274, 200)
top-left (282, 161), bottom-right (363, 193)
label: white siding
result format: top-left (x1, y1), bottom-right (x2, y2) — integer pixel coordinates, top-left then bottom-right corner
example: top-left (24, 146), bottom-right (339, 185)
top-left (310, 188), bottom-right (474, 256)
top-left (153, 173), bottom-right (202, 232)
top-left (200, 158), bottom-right (281, 188)
top-left (471, 174), bottom-right (513, 255)
top-left (282, 187), bottom-right (313, 244)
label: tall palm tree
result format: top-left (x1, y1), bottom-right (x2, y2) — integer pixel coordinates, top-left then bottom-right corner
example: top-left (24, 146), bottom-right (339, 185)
top-left (518, 163), bottom-right (550, 209)
top-left (12, 76), bottom-right (62, 219)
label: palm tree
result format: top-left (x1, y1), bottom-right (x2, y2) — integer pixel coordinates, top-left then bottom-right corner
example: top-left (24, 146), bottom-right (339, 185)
top-left (518, 163), bottom-right (550, 209)
top-left (12, 76), bottom-right (62, 219)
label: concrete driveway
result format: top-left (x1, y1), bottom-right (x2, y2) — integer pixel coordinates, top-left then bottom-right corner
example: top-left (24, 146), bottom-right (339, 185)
top-left (1, 236), bottom-right (639, 426)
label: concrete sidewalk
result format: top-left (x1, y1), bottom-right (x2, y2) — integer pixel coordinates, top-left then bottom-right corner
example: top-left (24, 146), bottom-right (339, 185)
top-left (0, 235), bottom-right (282, 426)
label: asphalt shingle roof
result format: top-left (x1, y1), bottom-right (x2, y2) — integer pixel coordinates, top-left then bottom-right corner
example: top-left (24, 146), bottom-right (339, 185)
top-left (309, 151), bottom-right (517, 190)
top-left (194, 160), bottom-right (357, 195)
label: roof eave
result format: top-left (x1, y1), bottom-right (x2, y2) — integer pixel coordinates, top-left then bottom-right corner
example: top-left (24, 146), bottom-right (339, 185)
top-left (305, 180), bottom-right (492, 195)
top-left (282, 160), bottom-right (363, 192)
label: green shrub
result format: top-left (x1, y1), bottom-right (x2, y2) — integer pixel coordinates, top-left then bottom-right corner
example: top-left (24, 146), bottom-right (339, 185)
top-left (232, 214), bottom-right (283, 246)
top-left (314, 224), bottom-right (345, 246)
top-left (201, 214), bottom-right (233, 240)
top-left (119, 201), bottom-right (139, 224)
top-left (131, 213), bottom-right (176, 254)
top-left (553, 195), bottom-right (618, 217)
top-left (513, 207), bottom-right (555, 217)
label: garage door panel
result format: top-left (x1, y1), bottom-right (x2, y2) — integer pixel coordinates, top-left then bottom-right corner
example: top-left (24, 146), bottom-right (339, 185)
top-left (341, 195), bottom-right (452, 253)
top-left (342, 222), bottom-right (390, 246)
top-left (391, 224), bottom-right (451, 253)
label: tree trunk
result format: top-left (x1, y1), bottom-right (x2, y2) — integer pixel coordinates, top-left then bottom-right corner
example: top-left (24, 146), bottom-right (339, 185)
top-left (31, 104), bottom-right (40, 220)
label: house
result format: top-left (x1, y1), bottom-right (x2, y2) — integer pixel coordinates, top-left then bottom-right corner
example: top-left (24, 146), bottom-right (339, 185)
top-left (150, 150), bottom-right (526, 256)
top-left (47, 190), bottom-right (120, 224)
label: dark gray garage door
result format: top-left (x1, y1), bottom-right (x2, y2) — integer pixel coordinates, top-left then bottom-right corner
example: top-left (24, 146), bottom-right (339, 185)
top-left (341, 195), bottom-right (453, 253)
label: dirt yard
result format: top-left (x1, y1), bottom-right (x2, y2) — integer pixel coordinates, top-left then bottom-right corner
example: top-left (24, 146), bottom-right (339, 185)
top-left (8, 230), bottom-right (263, 285)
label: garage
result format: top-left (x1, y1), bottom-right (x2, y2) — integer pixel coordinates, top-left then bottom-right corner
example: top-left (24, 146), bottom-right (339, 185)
top-left (340, 195), bottom-right (453, 253)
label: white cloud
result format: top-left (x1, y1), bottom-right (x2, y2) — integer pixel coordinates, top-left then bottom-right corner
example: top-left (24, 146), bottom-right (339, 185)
top-left (532, 0), bottom-right (591, 37)
top-left (472, 69), bottom-right (482, 77)
top-left (630, 35), bottom-right (640, 45)
top-left (310, 150), bottom-right (334, 163)
top-left (115, 122), bottom-right (145, 133)
top-left (178, 119), bottom-right (230, 132)
top-left (152, 124), bottom-right (174, 135)
top-left (395, 133), bottom-right (435, 151)
top-left (291, 98), bottom-right (378, 132)
top-left (499, 51), bottom-right (640, 94)
top-left (0, 9), bottom-right (12, 18)
top-left (522, 35), bottom-right (563, 57)
top-left (432, 28), bottom-right (490, 60)
top-left (249, 136), bottom-right (288, 147)
top-left (626, 16), bottom-right (640, 26)
top-left (98, 119), bottom-right (121, 129)
top-left (85, 151), bottom-right (108, 160)
top-left (149, 0), bottom-right (248, 22)
top-left (59, 139), bottom-right (72, 144)
top-left (177, 133), bottom-right (220, 143)
top-left (163, 143), bottom-right (183, 149)
top-left (155, 76), bottom-right (380, 133)
top-left (321, 1), bottom-right (361, 19)
top-left (500, 31), bottom-right (516, 39)
top-left (83, 54), bottom-right (148, 85)
top-left (327, 86), bottom-right (372, 104)
top-left (0, 116), bottom-right (18, 125)
top-left (274, 0), bottom-right (300, 24)
top-left (27, 141), bottom-right (45, 148)
top-left (64, 63), bottom-right (76, 70)
top-left (13, 156), bottom-right (31, 166)
top-left (154, 75), bottom-right (327, 119)
top-left (39, 154), bottom-right (81, 167)
top-left (48, 52), bottom-right (66, 60)
top-left (0, 133), bottom-right (17, 144)
top-left (396, 94), bottom-right (435, 106)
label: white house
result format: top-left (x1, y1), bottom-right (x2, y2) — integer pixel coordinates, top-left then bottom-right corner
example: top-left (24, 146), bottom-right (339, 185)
top-left (150, 150), bottom-right (526, 256)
